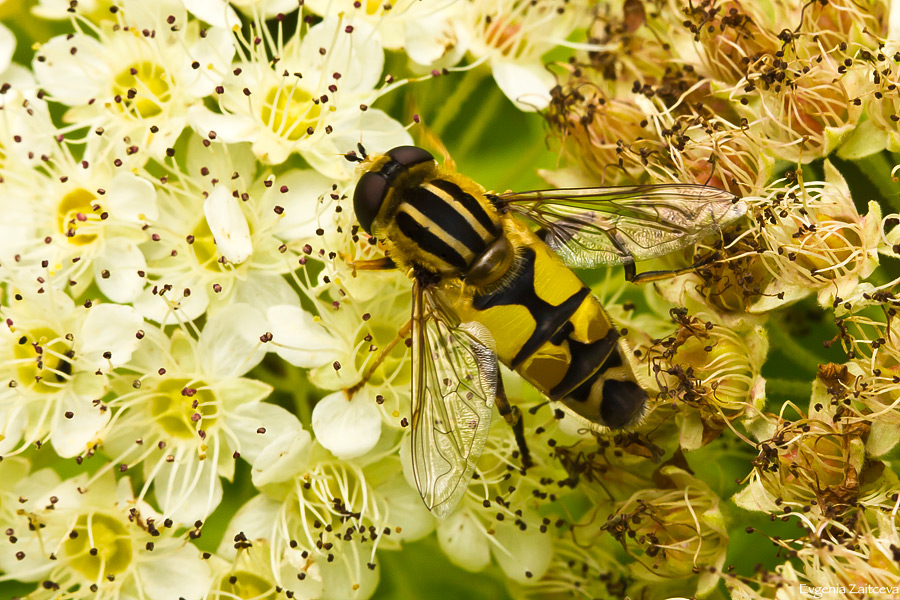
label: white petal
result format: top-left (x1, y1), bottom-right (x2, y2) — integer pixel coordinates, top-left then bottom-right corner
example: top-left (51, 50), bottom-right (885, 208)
top-left (94, 238), bottom-right (148, 303)
top-left (106, 172), bottom-right (158, 222)
top-left (204, 186), bottom-right (253, 264)
top-left (263, 169), bottom-right (335, 241)
top-left (405, 12), bottom-right (468, 67)
top-left (133, 282), bottom-right (210, 325)
top-left (153, 451), bottom-right (224, 523)
top-left (216, 494), bottom-right (282, 557)
top-left (230, 402), bottom-right (304, 465)
top-left (32, 0), bottom-right (97, 19)
top-left (298, 17), bottom-right (383, 94)
top-left (32, 34), bottom-right (108, 105)
top-left (279, 554), bottom-right (324, 600)
top-left (182, 0), bottom-right (241, 30)
top-left (138, 544), bottom-right (212, 600)
top-left (231, 0), bottom-right (301, 19)
top-left (311, 109), bottom-right (413, 180)
top-left (0, 23), bottom-right (14, 75)
top-left (311, 390), bottom-right (381, 460)
top-left (267, 305), bottom-right (341, 368)
top-left (182, 27), bottom-right (235, 97)
top-left (491, 510), bottom-right (553, 583)
top-left (78, 303), bottom-right (143, 371)
top-left (251, 428), bottom-right (314, 487)
top-left (187, 105), bottom-right (258, 143)
top-left (491, 59), bottom-right (554, 112)
top-left (199, 303), bottom-right (267, 377)
top-left (377, 473), bottom-right (436, 542)
top-left (51, 392), bottom-right (110, 458)
top-left (318, 550), bottom-right (379, 600)
top-left (436, 509), bottom-right (491, 572)
top-left (330, 108), bottom-right (414, 159)
top-left (0, 405), bottom-right (27, 455)
top-left (230, 272), bottom-right (301, 314)
top-left (0, 198), bottom-right (36, 263)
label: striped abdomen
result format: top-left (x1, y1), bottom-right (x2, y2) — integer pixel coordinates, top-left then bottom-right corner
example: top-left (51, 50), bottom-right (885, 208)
top-left (388, 176), bottom-right (502, 276)
top-left (439, 216), bottom-right (647, 430)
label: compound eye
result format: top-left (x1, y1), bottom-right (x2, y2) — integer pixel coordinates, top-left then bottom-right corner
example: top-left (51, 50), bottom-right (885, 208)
top-left (387, 145), bottom-right (434, 167)
top-left (353, 171), bottom-right (388, 234)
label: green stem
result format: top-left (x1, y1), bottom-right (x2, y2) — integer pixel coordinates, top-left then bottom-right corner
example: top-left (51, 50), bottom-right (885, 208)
top-left (428, 67), bottom-right (489, 137)
top-left (766, 322), bottom-right (822, 376)
top-left (287, 368), bottom-right (313, 427)
top-left (455, 87), bottom-right (505, 159)
top-left (765, 377), bottom-right (813, 400)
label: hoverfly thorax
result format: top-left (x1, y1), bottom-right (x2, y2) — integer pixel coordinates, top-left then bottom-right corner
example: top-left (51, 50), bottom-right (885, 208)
top-left (353, 145), bottom-right (512, 286)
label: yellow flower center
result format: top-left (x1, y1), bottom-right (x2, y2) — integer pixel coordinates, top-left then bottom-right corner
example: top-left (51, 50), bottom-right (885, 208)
top-left (261, 85), bottom-right (321, 141)
top-left (13, 327), bottom-right (73, 394)
top-left (189, 218), bottom-right (222, 271)
top-left (363, 0), bottom-right (383, 15)
top-left (113, 61), bottom-right (171, 119)
top-left (149, 377), bottom-right (218, 439)
top-left (64, 513), bottom-right (133, 581)
top-left (217, 571), bottom-right (276, 599)
top-left (57, 188), bottom-right (101, 246)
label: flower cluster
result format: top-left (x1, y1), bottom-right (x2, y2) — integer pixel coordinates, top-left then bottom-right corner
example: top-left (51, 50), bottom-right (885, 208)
top-left (538, 0), bottom-right (900, 597)
top-left (2, 0), bottom-right (900, 599)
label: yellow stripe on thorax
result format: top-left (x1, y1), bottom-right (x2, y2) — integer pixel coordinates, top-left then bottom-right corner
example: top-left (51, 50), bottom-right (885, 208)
top-left (395, 204), bottom-right (476, 263)
top-left (420, 181), bottom-right (493, 241)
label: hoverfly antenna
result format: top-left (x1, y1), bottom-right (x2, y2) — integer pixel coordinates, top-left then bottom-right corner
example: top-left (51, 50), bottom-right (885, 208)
top-left (357, 142), bottom-right (368, 159)
top-left (344, 150), bottom-right (363, 163)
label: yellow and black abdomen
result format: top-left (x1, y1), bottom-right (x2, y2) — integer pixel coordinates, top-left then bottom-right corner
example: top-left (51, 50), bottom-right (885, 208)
top-left (438, 216), bottom-right (647, 429)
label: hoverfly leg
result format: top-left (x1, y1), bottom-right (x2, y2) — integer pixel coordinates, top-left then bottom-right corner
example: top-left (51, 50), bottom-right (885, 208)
top-left (604, 229), bottom-right (638, 281)
top-left (344, 256), bottom-right (398, 276)
top-left (345, 318), bottom-right (412, 399)
top-left (628, 254), bottom-right (717, 285)
top-left (494, 375), bottom-right (533, 470)
top-left (605, 227), bottom-right (711, 284)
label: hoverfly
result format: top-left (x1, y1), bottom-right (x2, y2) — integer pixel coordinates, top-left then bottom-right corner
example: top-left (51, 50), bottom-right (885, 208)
top-left (345, 145), bottom-right (745, 517)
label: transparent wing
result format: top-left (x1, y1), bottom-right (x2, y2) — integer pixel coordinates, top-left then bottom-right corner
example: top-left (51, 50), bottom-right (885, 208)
top-left (497, 184), bottom-right (747, 268)
top-left (410, 282), bottom-right (497, 519)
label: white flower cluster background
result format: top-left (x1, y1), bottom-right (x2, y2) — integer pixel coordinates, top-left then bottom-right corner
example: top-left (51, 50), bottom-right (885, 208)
top-left (1, 0), bottom-right (900, 599)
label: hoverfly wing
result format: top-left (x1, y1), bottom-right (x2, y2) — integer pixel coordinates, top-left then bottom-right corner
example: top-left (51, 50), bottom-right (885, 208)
top-left (410, 281), bottom-right (498, 519)
top-left (496, 185), bottom-right (746, 269)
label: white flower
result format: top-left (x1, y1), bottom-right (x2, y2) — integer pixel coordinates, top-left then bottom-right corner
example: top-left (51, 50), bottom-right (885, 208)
top-left (0, 135), bottom-right (158, 301)
top-left (0, 470), bottom-right (213, 599)
top-left (463, 0), bottom-right (588, 111)
top-left (305, 0), bottom-right (469, 69)
top-left (302, 266), bottom-right (412, 433)
top-left (99, 303), bottom-right (280, 523)
top-left (0, 288), bottom-right (142, 458)
top-left (187, 16), bottom-right (412, 179)
top-left (33, 0), bottom-right (233, 158)
top-left (132, 137), bottom-right (320, 324)
top-left (223, 452), bottom-right (421, 600)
